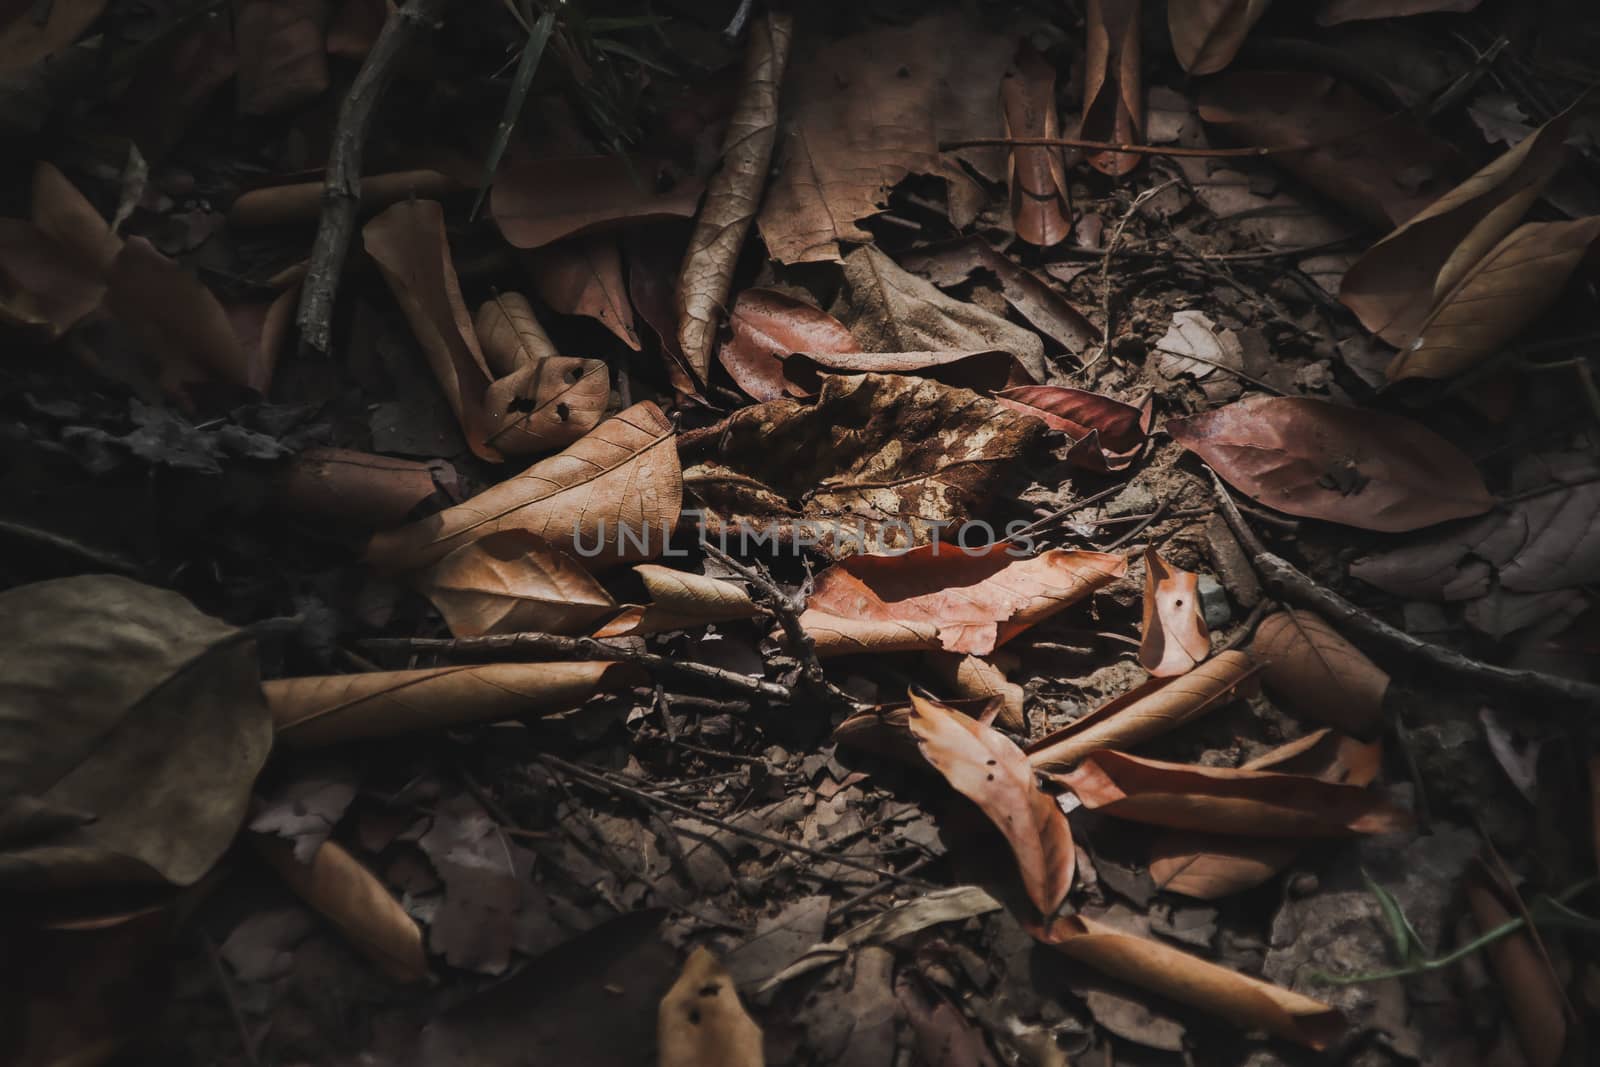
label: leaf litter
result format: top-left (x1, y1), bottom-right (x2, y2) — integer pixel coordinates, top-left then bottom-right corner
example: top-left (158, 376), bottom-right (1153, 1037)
top-left (3, 2), bottom-right (1598, 1066)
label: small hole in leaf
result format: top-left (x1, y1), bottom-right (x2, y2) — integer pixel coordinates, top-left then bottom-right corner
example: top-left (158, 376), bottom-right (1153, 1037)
top-left (556, 402), bottom-right (571, 421)
top-left (569, 367), bottom-right (584, 382)
top-left (698, 984), bottom-right (721, 998)
top-left (986, 773), bottom-right (995, 781)
top-left (509, 396), bottom-right (537, 413)
top-left (688, 1008), bottom-right (701, 1025)
top-left (1175, 599), bottom-right (1183, 607)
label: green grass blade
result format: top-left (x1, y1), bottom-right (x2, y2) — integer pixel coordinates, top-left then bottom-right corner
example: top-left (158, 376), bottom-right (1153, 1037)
top-left (472, 11), bottom-right (556, 221)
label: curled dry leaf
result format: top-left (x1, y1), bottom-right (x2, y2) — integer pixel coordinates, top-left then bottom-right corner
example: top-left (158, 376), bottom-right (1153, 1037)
top-left (226, 280), bottom-right (298, 393)
top-left (366, 402), bottom-right (682, 572)
top-left (414, 530), bottom-right (618, 638)
top-left (1034, 914), bottom-right (1344, 1048)
top-left (1081, 0), bottom-right (1143, 176)
top-left (625, 225), bottom-right (702, 400)
top-left (276, 447), bottom-right (459, 529)
top-left (658, 947), bottom-right (764, 1067)
top-left (994, 385), bottom-right (1152, 472)
top-left (926, 652), bottom-right (1025, 732)
top-left (676, 13), bottom-right (793, 384)
top-left (528, 236), bottom-right (641, 350)
top-left (1057, 749), bottom-right (1412, 836)
top-left (255, 836), bottom-right (429, 983)
top-left (1465, 858), bottom-right (1567, 1067)
top-left (491, 155), bottom-right (703, 250)
top-left (1139, 548), bottom-right (1211, 678)
top-left (908, 693), bottom-right (1074, 918)
top-left (1339, 105), bottom-right (1575, 348)
top-left (801, 544), bottom-right (1127, 657)
top-left (593, 565), bottom-right (759, 639)
top-left (229, 169), bottom-right (461, 228)
top-left (1198, 72), bottom-right (1461, 227)
top-left (718, 287), bottom-right (861, 401)
top-left (1167, 395), bottom-right (1493, 532)
top-left (0, 575), bottom-right (272, 888)
top-left (1169, 0), bottom-right (1273, 75)
top-left (1001, 45), bottom-right (1071, 247)
top-left (236, 0), bottom-right (329, 117)
top-left (476, 290), bottom-right (558, 375)
top-left (265, 661), bottom-right (643, 746)
top-left (1317, 0), bottom-right (1482, 25)
top-left (757, 12), bottom-right (1012, 262)
top-left (1387, 215), bottom-right (1600, 382)
top-left (1251, 609), bottom-right (1388, 734)
top-left (1027, 651), bottom-right (1259, 771)
top-left (476, 293), bottom-right (612, 456)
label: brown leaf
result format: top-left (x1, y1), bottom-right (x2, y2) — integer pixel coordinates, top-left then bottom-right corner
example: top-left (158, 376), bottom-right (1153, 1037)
top-left (1339, 105), bottom-right (1576, 347)
top-left (475, 290), bottom-right (559, 375)
top-left (476, 309), bottom-right (611, 459)
top-left (1035, 914), bottom-right (1343, 1048)
top-left (230, 169), bottom-right (462, 227)
top-left (254, 836), bottom-right (429, 982)
top-left (840, 246), bottom-right (1048, 381)
top-left (908, 692), bottom-right (1074, 917)
top-left (682, 373), bottom-right (1045, 557)
top-left (1197, 72), bottom-right (1461, 226)
top-left (1166, 395), bottom-right (1494, 532)
top-left (366, 402), bottom-right (682, 571)
top-left (593, 565), bottom-right (759, 639)
top-left (364, 200), bottom-right (500, 460)
top-left (895, 972), bottom-right (1003, 1067)
top-left (925, 652), bottom-right (1025, 732)
top-left (491, 156), bottom-right (703, 250)
top-left (235, 0), bottom-right (328, 117)
top-left (413, 530), bottom-right (618, 638)
top-left (326, 0), bottom-right (387, 58)
top-left (1251, 609), bottom-right (1389, 734)
top-left (1057, 749), bottom-right (1412, 836)
top-left (276, 447), bottom-right (459, 529)
top-left (32, 161), bottom-right (121, 274)
top-left (0, 218), bottom-right (104, 339)
top-left (757, 13), bottom-right (1013, 263)
top-left (1464, 858), bottom-right (1567, 1067)
top-left (1169, 0), bottom-right (1273, 75)
top-left (0, 0), bottom-right (107, 72)
top-left (528, 236), bottom-right (642, 351)
top-left (1001, 45), bottom-right (1071, 247)
top-left (718, 287), bottom-right (861, 401)
top-left (784, 349), bottom-right (1036, 396)
top-left (1317, 0), bottom-right (1481, 24)
top-left (1081, 0), bottom-right (1143, 176)
top-left (1027, 651), bottom-right (1260, 770)
top-left (993, 385), bottom-right (1152, 472)
top-left (624, 225), bottom-right (702, 400)
top-left (1139, 548), bottom-right (1211, 678)
top-left (658, 947), bottom-right (764, 1067)
top-left (225, 280), bottom-right (297, 393)
top-left (265, 660), bottom-right (642, 746)
top-left (1386, 215), bottom-right (1600, 381)
top-left (803, 544), bottom-right (1128, 657)
top-left (105, 236), bottom-right (252, 395)
top-left (676, 13), bottom-right (792, 383)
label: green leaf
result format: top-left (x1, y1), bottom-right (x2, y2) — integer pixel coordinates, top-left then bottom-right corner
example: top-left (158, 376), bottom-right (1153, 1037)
top-left (473, 11), bottom-right (557, 221)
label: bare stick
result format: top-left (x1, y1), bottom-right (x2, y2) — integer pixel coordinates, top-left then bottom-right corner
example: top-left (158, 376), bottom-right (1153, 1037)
top-left (1084, 180), bottom-right (1180, 376)
top-left (297, 0), bottom-right (448, 356)
top-left (1210, 473), bottom-right (1600, 707)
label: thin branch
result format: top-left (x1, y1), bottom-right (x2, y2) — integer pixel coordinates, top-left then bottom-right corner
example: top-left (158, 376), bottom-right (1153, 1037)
top-left (1084, 180), bottom-right (1181, 377)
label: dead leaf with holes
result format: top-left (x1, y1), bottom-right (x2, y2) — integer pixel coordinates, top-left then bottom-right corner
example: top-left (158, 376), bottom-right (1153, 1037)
top-left (477, 291), bottom-right (610, 455)
top-left (1027, 652), bottom-right (1260, 771)
top-left (527, 236), bottom-right (641, 350)
top-left (1081, 0), bottom-right (1143, 176)
top-left (366, 402), bottom-right (682, 571)
top-left (800, 543), bottom-right (1127, 657)
top-left (908, 692), bottom-right (1074, 917)
top-left (412, 530), bottom-right (619, 638)
top-left (1169, 0), bottom-right (1273, 75)
top-left (1252, 609), bottom-right (1389, 734)
top-left (1167, 395), bottom-right (1493, 532)
top-left (1139, 548), bottom-right (1211, 677)
top-left (659, 947), bottom-right (764, 1067)
top-left (594, 565), bottom-right (760, 638)
top-left (1002, 44), bottom-right (1071, 247)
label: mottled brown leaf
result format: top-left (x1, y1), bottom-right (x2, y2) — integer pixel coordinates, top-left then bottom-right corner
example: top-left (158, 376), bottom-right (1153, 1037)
top-left (1139, 548), bottom-right (1211, 678)
top-left (1252, 609), bottom-right (1389, 734)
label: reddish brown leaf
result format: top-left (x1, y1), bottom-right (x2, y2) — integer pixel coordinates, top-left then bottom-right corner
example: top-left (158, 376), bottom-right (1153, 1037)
top-left (1057, 749), bottom-right (1412, 836)
top-left (1166, 395), bottom-right (1493, 532)
top-left (276, 447), bottom-right (458, 529)
top-left (1081, 0), bottom-right (1143, 176)
top-left (624, 225), bottom-right (701, 400)
top-left (491, 156), bottom-right (703, 251)
top-left (1251, 609), bottom-right (1389, 734)
top-left (1001, 45), bottom-right (1071, 247)
top-left (1169, 0), bottom-right (1273, 75)
top-left (225, 281), bottom-right (297, 393)
top-left (718, 287), bottom-right (861, 401)
top-left (236, 0), bottom-right (328, 117)
top-left (230, 169), bottom-right (461, 228)
top-left (1465, 858), bottom-right (1568, 1067)
top-left (0, 218), bottom-right (104, 339)
top-left (802, 544), bottom-right (1127, 657)
top-left (1138, 548), bottom-right (1211, 677)
top-left (908, 692), bottom-right (1074, 917)
top-left (528, 235), bottom-right (641, 351)
top-left (994, 385), bottom-right (1151, 472)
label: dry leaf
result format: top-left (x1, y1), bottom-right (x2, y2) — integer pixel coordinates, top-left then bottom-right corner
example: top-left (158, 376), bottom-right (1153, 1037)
top-left (364, 200), bottom-right (500, 461)
top-left (229, 169), bottom-right (461, 227)
top-left (658, 948), bottom-right (764, 1067)
top-left (1170, 0), bottom-right (1273, 75)
top-left (105, 236), bottom-right (252, 395)
top-left (528, 236), bottom-right (642, 350)
top-left (802, 544), bottom-right (1128, 657)
top-left (32, 161), bottom-right (121, 274)
top-left (1251, 609), bottom-right (1388, 734)
top-left (784, 349), bottom-right (1036, 396)
top-left (926, 652), bottom-right (1025, 732)
top-left (225, 282), bottom-right (297, 393)
top-left (366, 402), bottom-right (682, 572)
top-left (908, 692), bottom-right (1074, 917)
top-left (593, 565), bottom-right (759, 639)
top-left (1035, 914), bottom-right (1343, 1048)
top-left (676, 13), bottom-right (792, 384)
top-left (625, 225), bottom-right (702, 400)
top-left (413, 530), bottom-right (618, 638)
top-left (276, 447), bottom-right (458, 529)
top-left (1027, 651), bottom-right (1259, 770)
top-left (265, 660), bottom-right (642, 746)
top-left (1464, 858), bottom-right (1567, 1067)
top-left (255, 836), bottom-right (429, 982)
top-left (1153, 309), bottom-right (1244, 382)
top-left (993, 385), bottom-right (1152, 472)
top-left (1317, 0), bottom-right (1481, 24)
top-left (0, 218), bottom-right (104, 339)
top-left (1002, 45), bottom-right (1072, 247)
top-left (236, 0), bottom-right (328, 116)
top-left (482, 355), bottom-right (611, 458)
top-left (1081, 0), bottom-right (1143, 176)
top-left (1057, 749), bottom-right (1412, 836)
top-left (757, 12), bottom-right (1012, 262)
top-left (0, 0), bottom-right (106, 72)
top-left (1139, 548), bottom-right (1211, 677)
top-left (491, 155), bottom-right (703, 250)
top-left (1386, 215), bottom-right (1600, 381)
top-left (1166, 395), bottom-right (1494, 532)
top-left (718, 287), bottom-right (861, 401)
top-left (476, 290), bottom-right (558, 375)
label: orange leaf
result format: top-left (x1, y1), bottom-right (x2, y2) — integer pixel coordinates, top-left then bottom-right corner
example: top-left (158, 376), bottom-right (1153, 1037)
top-left (1081, 0), bottom-right (1143, 176)
top-left (1138, 547), bottom-right (1211, 677)
top-left (1001, 45), bottom-right (1071, 246)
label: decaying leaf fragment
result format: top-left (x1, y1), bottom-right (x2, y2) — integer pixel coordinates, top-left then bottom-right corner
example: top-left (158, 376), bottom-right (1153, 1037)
top-left (676, 13), bottom-right (793, 384)
top-left (1169, 0), bottom-right (1273, 76)
top-left (1167, 395), bottom-right (1493, 532)
top-left (801, 544), bottom-right (1127, 657)
top-left (1001, 45), bottom-right (1071, 247)
top-left (1252, 609), bottom-right (1389, 734)
top-left (477, 292), bottom-right (610, 456)
top-left (926, 652), bottom-right (1026, 732)
top-left (1081, 0), bottom-right (1143, 176)
top-left (413, 530), bottom-right (618, 638)
top-left (1139, 548), bottom-right (1211, 677)
top-left (659, 948), bottom-right (764, 1067)
top-left (908, 693), bottom-right (1074, 917)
